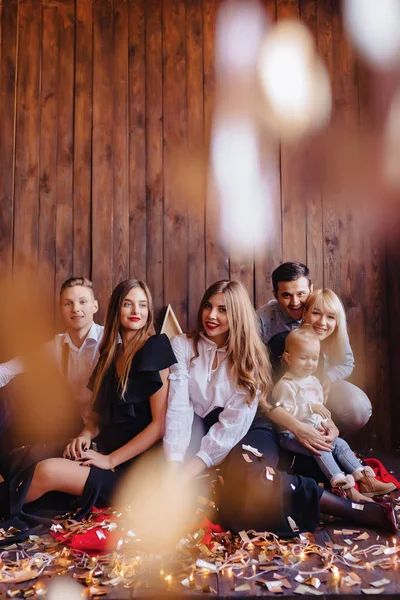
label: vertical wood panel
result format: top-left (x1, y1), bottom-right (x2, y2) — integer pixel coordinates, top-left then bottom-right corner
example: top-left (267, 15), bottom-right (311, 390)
top-left (38, 2), bottom-right (58, 323)
top-left (331, 3), bottom-right (366, 394)
top-left (255, 0), bottom-right (282, 308)
top-left (317, 0), bottom-right (337, 291)
top-left (146, 0), bottom-right (164, 315)
top-left (186, 0), bottom-right (205, 327)
top-left (92, 0), bottom-right (113, 321)
top-left (13, 0), bottom-right (41, 271)
top-left (277, 0), bottom-right (307, 265)
top-left (55, 0), bottom-right (75, 320)
top-left (388, 239), bottom-right (400, 449)
top-left (0, 0), bottom-right (17, 276)
top-left (300, 0), bottom-right (324, 289)
top-left (163, 0), bottom-right (188, 328)
top-left (73, 0), bottom-right (93, 280)
top-left (229, 252), bottom-right (254, 304)
top-left (112, 0), bottom-right (129, 287)
top-left (128, 0), bottom-right (146, 282)
top-left (203, 0), bottom-right (229, 287)
top-left (359, 69), bottom-right (391, 450)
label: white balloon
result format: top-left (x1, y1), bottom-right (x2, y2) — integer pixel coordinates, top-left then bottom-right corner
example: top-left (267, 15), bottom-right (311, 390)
top-left (344, 0), bottom-right (400, 67)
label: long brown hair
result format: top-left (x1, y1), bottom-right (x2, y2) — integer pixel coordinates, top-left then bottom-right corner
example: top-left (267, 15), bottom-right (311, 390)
top-left (91, 279), bottom-right (155, 402)
top-left (189, 280), bottom-right (272, 408)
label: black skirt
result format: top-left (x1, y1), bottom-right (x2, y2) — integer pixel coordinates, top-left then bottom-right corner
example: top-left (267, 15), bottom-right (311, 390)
top-left (217, 415), bottom-right (324, 536)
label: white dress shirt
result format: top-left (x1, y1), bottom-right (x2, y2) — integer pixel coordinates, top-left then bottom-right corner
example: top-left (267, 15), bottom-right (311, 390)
top-left (272, 372), bottom-right (324, 432)
top-left (164, 333), bottom-right (258, 468)
top-left (0, 322), bottom-right (104, 423)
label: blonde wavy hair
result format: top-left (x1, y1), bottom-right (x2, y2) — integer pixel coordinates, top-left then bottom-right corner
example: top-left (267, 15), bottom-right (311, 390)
top-left (189, 280), bottom-right (272, 409)
top-left (284, 325), bottom-right (320, 354)
top-left (302, 288), bottom-right (348, 365)
top-left (91, 279), bottom-right (155, 404)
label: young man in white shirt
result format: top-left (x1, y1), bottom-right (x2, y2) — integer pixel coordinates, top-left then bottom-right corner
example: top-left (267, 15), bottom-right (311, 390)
top-left (256, 262), bottom-right (371, 438)
top-left (0, 277), bottom-right (104, 432)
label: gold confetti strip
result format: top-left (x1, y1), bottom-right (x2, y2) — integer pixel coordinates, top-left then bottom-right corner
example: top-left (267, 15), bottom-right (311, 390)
top-left (354, 532), bottom-right (370, 541)
top-left (241, 453), bottom-right (253, 463)
top-left (334, 529), bottom-right (360, 535)
top-left (294, 584), bottom-right (323, 595)
top-left (234, 583), bottom-right (251, 592)
top-left (370, 578), bottom-right (391, 587)
top-left (241, 444), bottom-right (263, 458)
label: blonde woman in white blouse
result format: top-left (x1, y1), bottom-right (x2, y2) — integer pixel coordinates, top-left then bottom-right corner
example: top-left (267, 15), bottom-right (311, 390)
top-left (163, 280), bottom-right (272, 479)
top-left (163, 280), bottom-right (397, 535)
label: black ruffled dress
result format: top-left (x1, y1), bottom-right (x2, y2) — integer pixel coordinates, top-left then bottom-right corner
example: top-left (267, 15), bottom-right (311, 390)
top-left (0, 334), bottom-right (176, 542)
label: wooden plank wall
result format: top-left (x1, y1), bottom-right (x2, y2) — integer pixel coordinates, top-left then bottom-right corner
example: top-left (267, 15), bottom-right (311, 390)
top-left (0, 0), bottom-right (397, 449)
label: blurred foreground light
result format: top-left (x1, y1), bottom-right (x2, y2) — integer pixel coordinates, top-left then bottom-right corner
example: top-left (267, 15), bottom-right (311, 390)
top-left (215, 0), bottom-right (266, 73)
top-left (211, 116), bottom-right (271, 253)
top-left (113, 448), bottom-right (199, 553)
top-left (258, 20), bottom-right (331, 141)
top-left (47, 576), bottom-right (82, 600)
top-left (344, 0), bottom-right (400, 68)
top-left (0, 273), bottom-right (78, 446)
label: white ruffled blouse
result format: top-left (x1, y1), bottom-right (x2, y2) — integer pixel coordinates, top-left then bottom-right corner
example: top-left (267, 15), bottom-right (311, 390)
top-left (163, 333), bottom-right (258, 468)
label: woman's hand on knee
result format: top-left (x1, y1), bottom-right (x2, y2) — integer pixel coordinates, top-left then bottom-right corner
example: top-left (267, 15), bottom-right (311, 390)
top-left (63, 433), bottom-right (92, 461)
top-left (79, 449), bottom-right (113, 470)
top-left (293, 422), bottom-right (334, 455)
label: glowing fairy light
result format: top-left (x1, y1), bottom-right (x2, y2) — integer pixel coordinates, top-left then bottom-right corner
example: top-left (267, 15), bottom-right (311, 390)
top-left (258, 20), bottom-right (331, 140)
top-left (343, 0), bottom-right (400, 68)
top-left (332, 566), bottom-right (340, 580)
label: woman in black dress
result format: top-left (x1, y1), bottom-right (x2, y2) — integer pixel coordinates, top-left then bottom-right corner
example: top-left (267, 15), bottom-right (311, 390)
top-left (0, 279), bottom-right (176, 531)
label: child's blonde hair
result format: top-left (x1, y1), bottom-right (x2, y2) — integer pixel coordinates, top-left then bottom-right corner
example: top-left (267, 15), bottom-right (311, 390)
top-left (190, 280), bottom-right (272, 408)
top-left (285, 325), bottom-right (320, 355)
top-left (302, 289), bottom-right (348, 365)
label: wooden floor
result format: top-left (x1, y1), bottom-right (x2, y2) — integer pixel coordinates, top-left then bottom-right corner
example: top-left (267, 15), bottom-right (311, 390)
top-left (1, 450), bottom-right (400, 599)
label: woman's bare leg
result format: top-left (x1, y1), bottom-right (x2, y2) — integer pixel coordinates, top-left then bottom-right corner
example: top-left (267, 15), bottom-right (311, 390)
top-left (25, 458), bottom-right (91, 504)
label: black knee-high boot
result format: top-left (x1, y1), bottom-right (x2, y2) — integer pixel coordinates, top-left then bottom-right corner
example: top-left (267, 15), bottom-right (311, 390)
top-left (319, 490), bottom-right (398, 533)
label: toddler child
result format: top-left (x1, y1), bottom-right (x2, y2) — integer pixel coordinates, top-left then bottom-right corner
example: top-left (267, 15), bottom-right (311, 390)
top-left (273, 327), bottom-right (396, 502)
